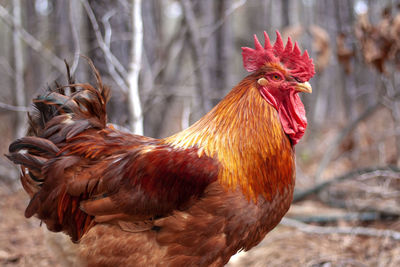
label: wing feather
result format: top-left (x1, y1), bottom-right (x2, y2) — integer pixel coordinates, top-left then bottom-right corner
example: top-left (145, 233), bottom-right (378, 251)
top-left (9, 127), bottom-right (219, 241)
top-left (7, 61), bottom-right (219, 242)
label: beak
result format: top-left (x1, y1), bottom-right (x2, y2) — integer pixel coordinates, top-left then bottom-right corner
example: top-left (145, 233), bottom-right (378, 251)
top-left (295, 82), bottom-right (312, 94)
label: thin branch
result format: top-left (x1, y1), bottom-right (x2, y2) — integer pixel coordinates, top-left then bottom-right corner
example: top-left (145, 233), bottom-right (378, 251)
top-left (101, 9), bottom-right (117, 46)
top-left (281, 217), bottom-right (400, 241)
top-left (290, 212), bottom-right (384, 224)
top-left (142, 22), bottom-right (188, 107)
top-left (0, 56), bottom-right (14, 77)
top-left (294, 166), bottom-right (400, 202)
top-left (118, 0), bottom-right (131, 10)
top-left (0, 101), bottom-right (31, 112)
top-left (144, 85), bottom-right (223, 99)
top-left (98, 8), bottom-right (129, 93)
top-left (0, 3), bottom-right (65, 72)
top-left (148, 22), bottom-right (188, 85)
top-left (322, 195), bottom-right (400, 216)
top-left (204, 0), bottom-right (247, 38)
top-left (181, 97), bottom-right (191, 130)
top-left (81, 0), bottom-right (129, 93)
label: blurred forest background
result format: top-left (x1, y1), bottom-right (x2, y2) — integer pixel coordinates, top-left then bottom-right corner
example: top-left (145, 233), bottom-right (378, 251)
top-left (0, 0), bottom-right (400, 266)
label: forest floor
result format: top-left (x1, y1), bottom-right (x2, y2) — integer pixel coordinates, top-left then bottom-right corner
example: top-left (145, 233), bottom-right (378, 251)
top-left (0, 187), bottom-right (60, 266)
top-left (1, 185), bottom-right (400, 267)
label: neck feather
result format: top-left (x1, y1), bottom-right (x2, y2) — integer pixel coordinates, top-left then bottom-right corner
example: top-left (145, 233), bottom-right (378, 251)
top-left (163, 77), bottom-right (295, 202)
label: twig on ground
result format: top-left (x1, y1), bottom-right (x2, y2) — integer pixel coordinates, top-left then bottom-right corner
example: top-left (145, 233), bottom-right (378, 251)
top-left (294, 166), bottom-right (400, 202)
top-left (281, 217), bottom-right (400, 241)
top-left (0, 3), bottom-right (65, 72)
top-left (290, 211), bottom-right (393, 224)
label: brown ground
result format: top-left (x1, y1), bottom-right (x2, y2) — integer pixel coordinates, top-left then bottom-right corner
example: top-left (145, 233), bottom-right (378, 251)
top-left (0, 187), bottom-right (61, 266)
top-left (1, 186), bottom-right (399, 267)
top-left (228, 218), bottom-right (400, 267)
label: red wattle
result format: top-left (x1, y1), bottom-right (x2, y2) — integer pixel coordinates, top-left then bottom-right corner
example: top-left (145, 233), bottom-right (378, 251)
top-left (260, 87), bottom-right (307, 145)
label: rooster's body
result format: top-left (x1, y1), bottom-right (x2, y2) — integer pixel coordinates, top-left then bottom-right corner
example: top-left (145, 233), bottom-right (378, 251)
top-left (7, 32), bottom-right (314, 266)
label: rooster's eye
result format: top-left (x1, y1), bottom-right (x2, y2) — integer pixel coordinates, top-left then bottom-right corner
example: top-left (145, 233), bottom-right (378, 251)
top-left (271, 74), bottom-right (282, 81)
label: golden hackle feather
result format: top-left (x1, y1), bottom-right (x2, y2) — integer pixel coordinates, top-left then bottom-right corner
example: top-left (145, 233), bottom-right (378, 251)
top-left (163, 74), bottom-right (294, 202)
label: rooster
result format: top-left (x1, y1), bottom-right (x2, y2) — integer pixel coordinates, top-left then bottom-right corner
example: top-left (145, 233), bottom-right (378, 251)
top-left (7, 31), bottom-right (314, 266)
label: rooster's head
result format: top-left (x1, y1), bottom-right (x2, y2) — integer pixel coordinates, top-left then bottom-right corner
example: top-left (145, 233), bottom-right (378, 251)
top-left (242, 31), bottom-right (315, 145)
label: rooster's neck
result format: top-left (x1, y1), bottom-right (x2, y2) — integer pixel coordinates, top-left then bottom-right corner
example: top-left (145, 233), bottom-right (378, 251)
top-left (163, 77), bottom-right (295, 202)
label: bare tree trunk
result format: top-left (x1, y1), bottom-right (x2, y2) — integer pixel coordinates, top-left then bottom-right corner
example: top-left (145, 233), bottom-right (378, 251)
top-left (334, 0), bottom-right (354, 121)
top-left (52, 0), bottom-right (73, 59)
top-left (156, 41), bottom-right (188, 138)
top-left (311, 1), bottom-right (329, 128)
top-left (12, 0), bottom-right (26, 138)
top-left (215, 0), bottom-right (234, 98)
top-left (141, 0), bottom-right (163, 137)
top-left (382, 76), bottom-right (400, 165)
top-left (201, 0), bottom-right (216, 93)
top-left (281, 0), bottom-right (290, 27)
top-left (127, 0), bottom-right (143, 135)
top-left (25, 1), bottom-right (42, 96)
top-left (75, 0), bottom-right (89, 82)
top-left (180, 0), bottom-right (212, 118)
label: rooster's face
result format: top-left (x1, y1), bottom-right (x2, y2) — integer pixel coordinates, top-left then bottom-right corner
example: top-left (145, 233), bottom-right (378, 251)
top-left (255, 65), bottom-right (312, 145)
top-left (241, 31), bottom-right (315, 145)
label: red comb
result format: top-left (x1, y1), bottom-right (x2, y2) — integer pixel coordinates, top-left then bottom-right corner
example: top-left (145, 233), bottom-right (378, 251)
top-left (241, 31), bottom-right (315, 82)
